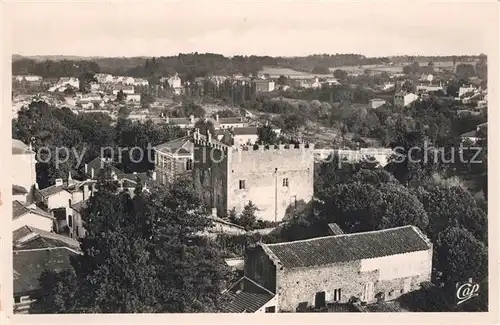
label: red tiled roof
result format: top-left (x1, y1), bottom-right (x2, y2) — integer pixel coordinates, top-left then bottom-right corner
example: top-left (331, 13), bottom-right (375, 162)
top-left (263, 226), bottom-right (431, 268)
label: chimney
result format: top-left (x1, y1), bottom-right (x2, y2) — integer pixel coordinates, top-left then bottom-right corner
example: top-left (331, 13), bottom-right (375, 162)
top-left (152, 171), bottom-right (157, 181)
top-left (166, 116), bottom-right (170, 123)
top-left (190, 115), bottom-right (195, 124)
top-left (68, 172), bottom-right (72, 182)
top-left (212, 208), bottom-right (217, 218)
top-left (83, 184), bottom-right (89, 200)
top-left (91, 168), bottom-right (94, 179)
top-left (55, 178), bottom-right (63, 186)
top-left (34, 183), bottom-right (39, 190)
top-left (216, 114), bottom-right (219, 122)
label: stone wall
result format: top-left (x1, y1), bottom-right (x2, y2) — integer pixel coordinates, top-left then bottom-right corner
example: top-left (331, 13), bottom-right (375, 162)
top-left (228, 145), bottom-right (314, 222)
top-left (275, 248), bottom-right (433, 312)
top-left (193, 139), bottom-right (314, 221)
top-left (156, 152), bottom-right (192, 185)
top-left (244, 245), bottom-right (277, 293)
top-left (193, 141), bottom-right (229, 215)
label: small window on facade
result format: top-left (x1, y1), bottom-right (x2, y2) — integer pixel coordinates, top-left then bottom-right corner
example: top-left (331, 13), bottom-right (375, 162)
top-left (333, 288), bottom-right (341, 301)
top-left (239, 180), bottom-right (246, 189)
top-left (186, 159), bottom-right (193, 171)
top-left (265, 306), bottom-right (276, 313)
top-left (68, 215), bottom-right (73, 228)
top-left (283, 178), bottom-right (289, 187)
top-left (14, 296), bottom-right (20, 303)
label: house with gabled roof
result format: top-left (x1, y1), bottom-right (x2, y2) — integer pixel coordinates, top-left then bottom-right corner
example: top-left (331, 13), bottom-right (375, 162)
top-left (13, 246), bottom-right (80, 314)
top-left (153, 135), bottom-right (193, 185)
top-left (13, 225), bottom-right (81, 250)
top-left (244, 225), bottom-right (433, 312)
top-left (220, 276), bottom-right (277, 313)
top-left (12, 200), bottom-right (55, 232)
top-left (212, 114), bottom-right (246, 130)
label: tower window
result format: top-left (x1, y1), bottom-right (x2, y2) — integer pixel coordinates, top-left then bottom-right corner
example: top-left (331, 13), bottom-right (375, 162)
top-left (283, 178), bottom-right (289, 187)
top-left (239, 180), bottom-right (246, 189)
top-left (186, 159), bottom-right (193, 171)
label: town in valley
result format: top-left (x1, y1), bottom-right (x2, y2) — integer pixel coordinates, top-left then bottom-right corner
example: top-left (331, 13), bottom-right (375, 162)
top-left (11, 52), bottom-right (488, 314)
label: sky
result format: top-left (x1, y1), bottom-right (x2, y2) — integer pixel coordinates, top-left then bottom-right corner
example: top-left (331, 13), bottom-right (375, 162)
top-left (5, 1), bottom-right (498, 58)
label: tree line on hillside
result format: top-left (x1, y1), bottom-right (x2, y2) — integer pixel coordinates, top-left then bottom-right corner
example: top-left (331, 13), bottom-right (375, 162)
top-left (13, 53), bottom-right (486, 82)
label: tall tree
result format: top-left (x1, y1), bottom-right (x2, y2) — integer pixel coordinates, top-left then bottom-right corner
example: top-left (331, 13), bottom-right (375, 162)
top-left (257, 125), bottom-right (278, 145)
top-left (31, 177), bottom-right (232, 313)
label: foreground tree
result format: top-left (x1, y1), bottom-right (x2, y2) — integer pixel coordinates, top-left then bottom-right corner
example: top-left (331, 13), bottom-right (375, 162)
top-left (434, 226), bottom-right (487, 289)
top-left (31, 176), bottom-right (232, 313)
top-left (257, 125), bottom-right (278, 145)
top-left (417, 186), bottom-right (487, 244)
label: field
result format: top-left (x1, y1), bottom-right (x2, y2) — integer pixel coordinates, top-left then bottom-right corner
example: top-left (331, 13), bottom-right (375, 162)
top-left (261, 60), bottom-right (472, 79)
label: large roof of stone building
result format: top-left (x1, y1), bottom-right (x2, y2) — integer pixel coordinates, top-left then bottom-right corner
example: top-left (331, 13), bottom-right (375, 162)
top-left (154, 136), bottom-right (193, 156)
top-left (220, 277), bottom-right (275, 313)
top-left (263, 225), bottom-right (431, 268)
top-left (13, 247), bottom-right (79, 295)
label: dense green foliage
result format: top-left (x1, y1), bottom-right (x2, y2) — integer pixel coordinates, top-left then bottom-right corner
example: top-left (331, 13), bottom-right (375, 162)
top-left (12, 101), bottom-right (186, 187)
top-left (31, 175), bottom-right (232, 313)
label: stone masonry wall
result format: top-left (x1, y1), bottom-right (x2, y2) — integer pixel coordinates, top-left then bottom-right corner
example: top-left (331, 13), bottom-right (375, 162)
top-left (227, 145), bottom-right (314, 222)
top-left (193, 142), bottom-right (229, 215)
top-left (276, 248), bottom-right (433, 312)
top-left (244, 245), bottom-right (277, 293)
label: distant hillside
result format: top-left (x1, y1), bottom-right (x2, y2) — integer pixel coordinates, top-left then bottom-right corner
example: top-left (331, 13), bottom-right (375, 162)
top-left (12, 53), bottom-right (483, 79)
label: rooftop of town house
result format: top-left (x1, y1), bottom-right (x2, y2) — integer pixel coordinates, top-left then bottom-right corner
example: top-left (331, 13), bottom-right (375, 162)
top-left (217, 117), bottom-right (245, 124)
top-left (112, 84), bottom-right (134, 91)
top-left (232, 127), bottom-right (259, 136)
top-left (35, 183), bottom-right (70, 198)
top-left (461, 130), bottom-right (479, 138)
top-left (13, 225), bottom-right (81, 250)
top-left (13, 247), bottom-right (80, 295)
top-left (13, 200), bottom-right (54, 220)
top-left (86, 157), bottom-right (153, 185)
top-left (154, 135), bottom-right (193, 156)
top-left (13, 185), bottom-right (29, 195)
top-left (12, 139), bottom-right (33, 155)
top-left (262, 225), bottom-right (431, 268)
top-left (169, 117), bottom-right (195, 125)
top-left (220, 276), bottom-right (275, 313)
top-left (70, 200), bottom-right (88, 213)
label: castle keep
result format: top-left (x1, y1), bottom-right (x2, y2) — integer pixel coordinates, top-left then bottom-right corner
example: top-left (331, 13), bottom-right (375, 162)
top-left (192, 130), bottom-right (314, 222)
